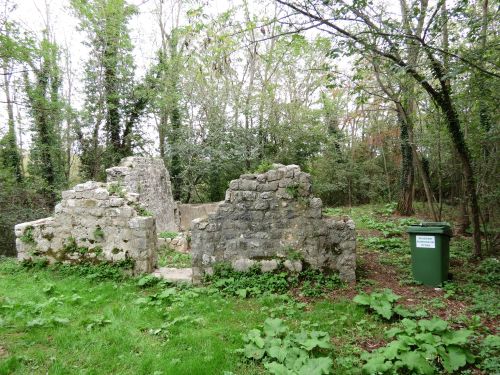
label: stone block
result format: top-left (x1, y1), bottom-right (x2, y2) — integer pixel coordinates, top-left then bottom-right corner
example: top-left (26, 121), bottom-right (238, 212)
top-left (257, 181), bottom-right (278, 192)
top-left (260, 260), bottom-right (278, 272)
top-left (232, 258), bottom-right (256, 272)
top-left (239, 179), bottom-right (258, 191)
top-left (229, 180), bottom-right (239, 190)
top-left (284, 259), bottom-right (302, 273)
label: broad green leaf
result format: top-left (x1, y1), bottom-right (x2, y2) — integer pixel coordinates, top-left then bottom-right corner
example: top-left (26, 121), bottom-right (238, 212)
top-left (52, 317), bottom-right (70, 325)
top-left (399, 351), bottom-right (434, 375)
top-left (418, 318), bottom-right (448, 333)
top-left (264, 318), bottom-right (288, 337)
top-left (483, 334), bottom-right (500, 348)
top-left (440, 346), bottom-right (467, 373)
top-left (441, 329), bottom-right (472, 345)
top-left (264, 361), bottom-right (292, 375)
top-left (380, 340), bottom-right (405, 359)
top-left (415, 332), bottom-right (437, 345)
top-left (236, 289), bottom-right (247, 298)
top-left (297, 357), bottom-right (333, 375)
top-left (133, 297), bottom-right (149, 305)
top-left (362, 355), bottom-right (393, 374)
top-left (26, 318), bottom-right (47, 327)
top-left (268, 345), bottom-right (288, 362)
top-left (370, 299), bottom-right (393, 320)
top-left (285, 347), bottom-right (309, 370)
top-left (353, 294), bottom-right (371, 306)
top-left (381, 289), bottom-right (400, 302)
top-left (158, 288), bottom-right (176, 299)
top-left (243, 343), bottom-right (265, 360)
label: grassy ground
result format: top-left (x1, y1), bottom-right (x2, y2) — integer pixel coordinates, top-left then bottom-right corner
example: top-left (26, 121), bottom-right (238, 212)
top-left (1, 203), bottom-right (498, 374)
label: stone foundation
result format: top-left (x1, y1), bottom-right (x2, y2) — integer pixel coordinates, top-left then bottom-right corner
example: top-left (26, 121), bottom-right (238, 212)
top-left (191, 165), bottom-right (356, 283)
top-left (106, 157), bottom-right (179, 232)
top-left (15, 181), bottom-right (157, 274)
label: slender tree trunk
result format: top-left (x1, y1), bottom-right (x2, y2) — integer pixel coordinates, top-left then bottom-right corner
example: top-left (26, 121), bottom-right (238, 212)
top-left (2, 60), bottom-right (22, 182)
top-left (395, 103), bottom-right (414, 215)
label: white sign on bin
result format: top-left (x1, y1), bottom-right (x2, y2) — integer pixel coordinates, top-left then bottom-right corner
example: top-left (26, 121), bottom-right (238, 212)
top-left (416, 235), bottom-right (435, 249)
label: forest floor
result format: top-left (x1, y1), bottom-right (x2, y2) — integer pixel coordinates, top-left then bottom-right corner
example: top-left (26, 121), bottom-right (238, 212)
top-left (0, 204), bottom-right (498, 374)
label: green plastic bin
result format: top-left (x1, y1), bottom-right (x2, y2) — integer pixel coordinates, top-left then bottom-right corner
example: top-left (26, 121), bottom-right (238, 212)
top-left (407, 222), bottom-right (452, 287)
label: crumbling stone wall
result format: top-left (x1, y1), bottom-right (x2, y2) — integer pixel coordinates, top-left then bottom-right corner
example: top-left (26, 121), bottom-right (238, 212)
top-left (106, 157), bottom-right (179, 232)
top-left (15, 181), bottom-right (156, 274)
top-left (177, 202), bottom-right (222, 231)
top-left (191, 165), bottom-right (356, 283)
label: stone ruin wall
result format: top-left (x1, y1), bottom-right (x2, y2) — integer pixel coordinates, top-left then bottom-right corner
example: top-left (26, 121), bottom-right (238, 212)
top-left (15, 181), bottom-right (157, 273)
top-left (191, 165), bottom-right (356, 283)
top-left (177, 202), bottom-right (222, 231)
top-left (106, 157), bottom-right (179, 233)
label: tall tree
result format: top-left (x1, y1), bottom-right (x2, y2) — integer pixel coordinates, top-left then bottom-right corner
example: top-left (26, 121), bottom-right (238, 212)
top-left (24, 37), bottom-right (66, 208)
top-left (277, 0), bottom-right (500, 257)
top-left (71, 0), bottom-right (143, 180)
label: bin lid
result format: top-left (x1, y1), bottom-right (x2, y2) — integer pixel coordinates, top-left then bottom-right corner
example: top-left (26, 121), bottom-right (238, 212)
top-left (406, 222), bottom-right (453, 236)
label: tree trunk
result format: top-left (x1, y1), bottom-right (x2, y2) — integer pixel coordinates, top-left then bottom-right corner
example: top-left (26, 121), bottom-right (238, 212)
top-left (395, 103), bottom-right (414, 215)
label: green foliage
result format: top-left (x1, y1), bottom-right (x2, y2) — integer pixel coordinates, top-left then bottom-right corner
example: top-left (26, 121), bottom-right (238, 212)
top-left (286, 183), bottom-right (300, 199)
top-left (254, 161), bottom-right (274, 174)
top-left (133, 203), bottom-right (152, 216)
top-left (107, 183), bottom-right (125, 198)
top-left (157, 246), bottom-right (191, 268)
top-left (354, 289), bottom-right (427, 320)
top-left (206, 263), bottom-right (344, 299)
top-left (207, 263), bottom-right (293, 297)
top-left (50, 260), bottom-right (132, 281)
top-left (361, 317), bottom-right (475, 374)
top-left (20, 226), bottom-right (35, 245)
top-left (477, 335), bottom-right (500, 373)
top-left (473, 257), bottom-right (499, 285)
top-left (93, 225), bottom-right (105, 241)
top-left (239, 318), bottom-right (333, 375)
top-left (24, 37), bottom-right (67, 205)
top-left (158, 231), bottom-right (178, 239)
top-left (360, 237), bottom-right (406, 252)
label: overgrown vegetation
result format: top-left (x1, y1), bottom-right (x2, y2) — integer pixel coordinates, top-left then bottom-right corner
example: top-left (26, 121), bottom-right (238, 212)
top-left (1, 202), bottom-right (499, 374)
top-left (205, 263), bottom-right (344, 299)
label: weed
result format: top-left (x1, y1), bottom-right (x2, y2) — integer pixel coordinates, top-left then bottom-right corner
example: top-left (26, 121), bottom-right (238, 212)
top-left (239, 318), bottom-right (333, 374)
top-left (473, 257), bottom-right (499, 285)
top-left (158, 231), bottom-right (179, 239)
top-left (476, 334), bottom-right (500, 373)
top-left (107, 183), bottom-right (125, 198)
top-left (20, 226), bottom-right (35, 244)
top-left (158, 246), bottom-right (191, 268)
top-left (322, 207), bottom-right (343, 217)
top-left (286, 183), bottom-right (300, 199)
top-left (62, 236), bottom-right (78, 254)
top-left (206, 263), bottom-right (344, 298)
top-left (93, 225), bottom-right (105, 241)
top-left (354, 289), bottom-right (427, 320)
top-left (284, 246), bottom-right (303, 261)
top-left (361, 317), bottom-right (475, 374)
top-left (374, 202), bottom-right (397, 216)
top-left (254, 161), bottom-right (274, 174)
top-left (361, 236), bottom-right (406, 252)
top-left (133, 203), bottom-right (153, 216)
top-left (51, 261), bottom-right (130, 281)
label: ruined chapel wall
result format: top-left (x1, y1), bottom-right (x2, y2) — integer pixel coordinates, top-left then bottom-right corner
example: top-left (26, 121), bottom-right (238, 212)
top-left (106, 157), bottom-right (179, 233)
top-left (191, 165), bottom-right (356, 283)
top-left (15, 181), bottom-right (157, 274)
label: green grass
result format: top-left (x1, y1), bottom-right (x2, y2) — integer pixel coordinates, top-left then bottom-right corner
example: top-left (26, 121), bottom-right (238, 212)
top-left (1, 203), bottom-right (498, 374)
top-left (0, 259), bottom-right (385, 375)
top-left (157, 246), bottom-right (191, 268)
